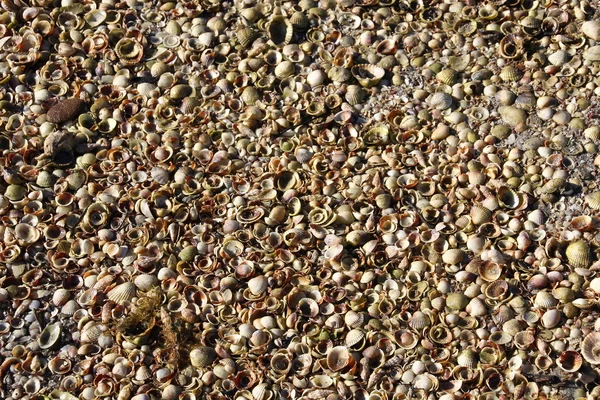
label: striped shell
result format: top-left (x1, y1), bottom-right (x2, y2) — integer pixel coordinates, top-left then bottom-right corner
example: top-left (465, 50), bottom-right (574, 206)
top-left (345, 328), bottom-right (366, 347)
top-left (436, 68), bottom-right (457, 85)
top-left (268, 16), bottom-right (293, 46)
top-left (470, 205), bottom-right (492, 225)
top-left (457, 348), bottom-right (478, 368)
top-left (565, 240), bottom-right (591, 268)
top-left (499, 65), bottom-right (521, 82)
top-left (533, 291), bottom-right (558, 309)
top-left (107, 282), bottom-right (137, 304)
top-left (236, 27), bottom-right (260, 48)
top-left (408, 311), bottom-right (431, 330)
top-left (345, 85), bottom-right (366, 105)
top-left (344, 311), bottom-right (364, 328)
top-left (52, 288), bottom-right (71, 306)
top-left (582, 332), bottom-right (600, 364)
top-left (248, 275), bottom-right (268, 296)
top-left (548, 50), bottom-right (571, 67)
top-left (585, 192), bottom-right (600, 210)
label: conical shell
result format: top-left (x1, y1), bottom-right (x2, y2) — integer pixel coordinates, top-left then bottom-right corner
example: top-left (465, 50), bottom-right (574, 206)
top-left (565, 240), bottom-right (591, 268)
top-left (582, 332), bottom-right (600, 364)
top-left (327, 346), bottom-right (350, 372)
top-left (107, 282), bottom-right (137, 304)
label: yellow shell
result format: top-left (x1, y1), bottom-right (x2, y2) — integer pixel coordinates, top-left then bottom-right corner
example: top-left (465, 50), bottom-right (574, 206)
top-left (585, 191), bottom-right (600, 210)
top-left (436, 68), bottom-right (457, 85)
top-left (565, 240), bottom-right (591, 268)
top-left (470, 205), bottom-right (492, 225)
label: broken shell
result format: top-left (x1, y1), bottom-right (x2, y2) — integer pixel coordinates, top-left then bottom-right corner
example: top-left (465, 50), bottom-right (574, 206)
top-left (326, 346), bottom-right (351, 372)
top-left (351, 64), bottom-right (385, 88)
top-left (38, 323), bottom-right (62, 349)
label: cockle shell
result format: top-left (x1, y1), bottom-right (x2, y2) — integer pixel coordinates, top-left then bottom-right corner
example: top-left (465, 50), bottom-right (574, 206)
top-left (585, 192), bottom-right (600, 210)
top-left (565, 240), bottom-right (591, 268)
top-left (582, 332), bottom-right (600, 364)
top-left (326, 346), bottom-right (351, 372)
top-left (190, 347), bottom-right (216, 367)
top-left (107, 282), bottom-right (137, 304)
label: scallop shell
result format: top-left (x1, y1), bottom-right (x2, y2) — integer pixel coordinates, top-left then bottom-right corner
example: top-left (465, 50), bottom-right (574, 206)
top-left (237, 27), bottom-right (260, 48)
top-left (107, 282), bottom-right (137, 304)
top-left (499, 66), bottom-right (521, 82)
top-left (326, 346), bottom-right (351, 372)
top-left (565, 240), bottom-right (591, 268)
top-left (585, 192), bottom-right (600, 210)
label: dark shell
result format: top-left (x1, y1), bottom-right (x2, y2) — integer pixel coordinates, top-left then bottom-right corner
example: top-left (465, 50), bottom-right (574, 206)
top-left (47, 98), bottom-right (85, 124)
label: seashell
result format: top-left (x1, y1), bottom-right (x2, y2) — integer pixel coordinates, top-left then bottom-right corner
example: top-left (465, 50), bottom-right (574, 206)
top-left (540, 309), bottom-right (562, 329)
top-left (548, 50), bottom-right (571, 67)
top-left (570, 215), bottom-right (593, 232)
top-left (484, 280), bottom-right (509, 300)
top-left (190, 346), bottom-right (216, 367)
top-left (565, 240), bottom-right (591, 268)
top-left (326, 346), bottom-right (351, 372)
top-left (442, 249), bottom-right (466, 265)
top-left (169, 84), bottom-right (194, 100)
top-left (489, 331), bottom-right (512, 345)
top-left (557, 350), bottom-right (582, 372)
top-left (533, 291), bottom-right (557, 309)
top-left (409, 311), bottom-right (431, 330)
top-left (344, 311), bottom-right (364, 328)
top-left (498, 106), bottom-right (526, 128)
top-left (84, 9), bottom-right (106, 27)
top-left (297, 298), bottom-right (319, 317)
top-left (52, 288), bottom-right (71, 306)
top-left (345, 328), bottom-right (366, 348)
top-left (351, 64), bottom-right (385, 88)
top-left (446, 293), bottom-right (469, 311)
top-left (345, 85), bottom-right (366, 105)
top-left (107, 282), bottom-right (137, 304)
top-left (585, 192), bottom-right (600, 210)
top-left (436, 69), bottom-right (457, 85)
top-left (583, 332), bottom-right (600, 364)
top-left (497, 186), bottom-right (522, 209)
top-left (429, 92), bottom-right (453, 110)
top-left (478, 261), bottom-right (502, 282)
top-left (328, 66), bottom-right (352, 83)
top-left (582, 21), bottom-right (600, 41)
top-left (307, 69), bottom-right (327, 87)
top-left (61, 300), bottom-right (80, 316)
top-left (268, 16), bottom-right (293, 46)
top-left (237, 27), bottom-right (260, 48)
top-left (47, 98), bottom-right (84, 124)
top-left (290, 11), bottom-right (310, 31)
top-left (470, 205), bottom-right (492, 225)
top-left (248, 275), bottom-right (268, 296)
top-left (38, 323), bottom-right (61, 349)
top-left (527, 209), bottom-right (546, 225)
top-left (15, 223), bottom-right (40, 245)
top-left (457, 349), bottom-right (478, 368)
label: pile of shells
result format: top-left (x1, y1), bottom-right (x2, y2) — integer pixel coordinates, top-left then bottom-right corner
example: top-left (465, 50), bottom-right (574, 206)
top-left (3, 0), bottom-right (600, 399)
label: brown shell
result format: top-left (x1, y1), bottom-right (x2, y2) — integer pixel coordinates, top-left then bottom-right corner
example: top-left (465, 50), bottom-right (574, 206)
top-left (47, 98), bottom-right (84, 124)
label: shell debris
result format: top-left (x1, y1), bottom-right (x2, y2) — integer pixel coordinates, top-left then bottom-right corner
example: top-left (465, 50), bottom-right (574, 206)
top-left (2, 0), bottom-right (600, 399)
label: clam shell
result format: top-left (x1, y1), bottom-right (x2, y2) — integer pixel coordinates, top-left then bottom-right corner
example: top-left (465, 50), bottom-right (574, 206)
top-left (38, 323), bottom-right (62, 349)
top-left (190, 346), bottom-right (216, 367)
top-left (565, 240), bottom-right (591, 268)
top-left (533, 291), bottom-right (557, 309)
top-left (457, 349), bottom-right (478, 368)
top-left (584, 45), bottom-right (600, 61)
top-left (499, 65), bottom-right (521, 82)
top-left (442, 249), bottom-right (466, 265)
top-left (107, 282), bottom-right (137, 304)
top-left (344, 311), bottom-right (364, 328)
top-left (408, 311), bottom-right (431, 330)
top-left (498, 106), bottom-right (526, 127)
top-left (248, 275), bottom-right (268, 296)
top-left (345, 328), bottom-right (366, 348)
top-left (237, 27), bottom-right (260, 48)
top-left (429, 92), bottom-right (453, 110)
top-left (547, 50), bottom-right (571, 67)
top-left (52, 288), bottom-right (71, 306)
top-left (557, 350), bottom-right (582, 372)
top-left (470, 205), bottom-right (492, 225)
top-left (582, 21), bottom-right (600, 41)
top-left (326, 346), bottom-right (351, 372)
top-left (540, 309), bottom-right (562, 329)
top-left (436, 68), bottom-right (457, 85)
top-left (446, 293), bottom-right (469, 311)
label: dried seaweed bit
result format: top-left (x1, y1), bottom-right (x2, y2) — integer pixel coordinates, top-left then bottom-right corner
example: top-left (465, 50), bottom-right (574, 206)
top-left (47, 98), bottom-right (84, 124)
